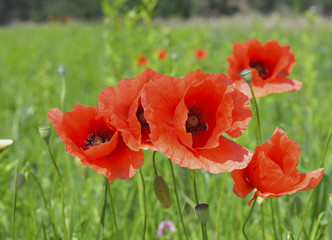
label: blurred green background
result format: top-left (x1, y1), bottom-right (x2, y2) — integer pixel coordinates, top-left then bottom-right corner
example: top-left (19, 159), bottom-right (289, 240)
top-left (0, 0), bottom-right (332, 239)
top-left (1, 0), bottom-right (332, 24)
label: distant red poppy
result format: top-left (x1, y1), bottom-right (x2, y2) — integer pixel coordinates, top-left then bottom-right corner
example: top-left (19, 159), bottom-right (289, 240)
top-left (137, 54), bottom-right (149, 66)
top-left (141, 69), bottom-right (253, 173)
top-left (64, 15), bottom-right (73, 23)
top-left (158, 49), bottom-right (167, 60)
top-left (48, 104), bottom-right (144, 182)
top-left (195, 48), bottom-right (208, 60)
top-left (226, 39), bottom-right (302, 97)
top-left (99, 68), bottom-right (164, 151)
top-left (232, 127), bottom-right (324, 205)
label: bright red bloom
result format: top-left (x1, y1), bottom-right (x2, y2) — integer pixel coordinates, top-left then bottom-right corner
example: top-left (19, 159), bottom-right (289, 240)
top-left (141, 69), bottom-right (253, 173)
top-left (195, 48), bottom-right (208, 60)
top-left (232, 127), bottom-right (324, 205)
top-left (137, 54), bottom-right (149, 66)
top-left (227, 39), bottom-right (302, 97)
top-left (48, 104), bottom-right (144, 182)
top-left (98, 68), bottom-right (164, 151)
top-left (158, 49), bottom-right (167, 60)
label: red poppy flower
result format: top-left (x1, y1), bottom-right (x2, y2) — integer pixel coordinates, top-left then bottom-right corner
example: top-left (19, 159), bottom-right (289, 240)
top-left (232, 127), bottom-right (324, 205)
top-left (226, 39), bottom-right (302, 97)
top-left (48, 104), bottom-right (144, 182)
top-left (137, 54), bottom-right (149, 66)
top-left (158, 49), bottom-right (167, 60)
top-left (195, 48), bottom-right (209, 60)
top-left (141, 69), bottom-right (253, 173)
top-left (99, 68), bottom-right (165, 151)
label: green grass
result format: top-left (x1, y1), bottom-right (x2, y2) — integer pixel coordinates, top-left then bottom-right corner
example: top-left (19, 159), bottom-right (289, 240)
top-left (0, 15), bottom-right (332, 239)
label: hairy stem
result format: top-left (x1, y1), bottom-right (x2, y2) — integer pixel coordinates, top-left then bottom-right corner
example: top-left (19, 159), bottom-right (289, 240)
top-left (169, 159), bottom-right (188, 240)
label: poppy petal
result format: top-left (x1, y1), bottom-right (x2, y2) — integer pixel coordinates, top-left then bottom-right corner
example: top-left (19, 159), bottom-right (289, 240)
top-left (99, 68), bottom-right (164, 150)
top-left (197, 136), bottom-right (253, 173)
top-left (232, 169), bottom-right (255, 198)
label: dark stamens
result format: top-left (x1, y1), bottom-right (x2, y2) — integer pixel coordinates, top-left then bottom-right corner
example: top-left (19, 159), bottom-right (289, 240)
top-left (83, 132), bottom-right (110, 150)
top-left (136, 104), bottom-right (149, 131)
top-left (249, 61), bottom-right (268, 79)
top-left (186, 106), bottom-right (207, 136)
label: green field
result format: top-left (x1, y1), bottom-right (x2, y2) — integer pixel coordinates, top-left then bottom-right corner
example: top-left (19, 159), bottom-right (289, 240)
top-left (1, 15), bottom-right (332, 240)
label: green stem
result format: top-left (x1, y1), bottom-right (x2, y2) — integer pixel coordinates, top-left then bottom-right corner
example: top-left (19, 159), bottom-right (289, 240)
top-left (60, 73), bottom-right (66, 111)
top-left (318, 131), bottom-right (332, 168)
top-left (242, 198), bottom-right (257, 240)
top-left (107, 184), bottom-right (119, 240)
top-left (97, 178), bottom-right (108, 240)
top-left (275, 199), bottom-right (283, 239)
top-left (192, 170), bottom-right (199, 204)
top-left (202, 224), bottom-right (208, 240)
top-left (152, 151), bottom-right (158, 176)
top-left (249, 86), bottom-right (262, 145)
top-left (11, 160), bottom-right (18, 240)
top-left (46, 144), bottom-right (61, 177)
top-left (168, 159), bottom-right (189, 240)
top-left (139, 168), bottom-right (147, 240)
top-left (249, 82), bottom-right (266, 240)
top-left (42, 221), bottom-right (47, 240)
top-left (192, 169), bottom-right (208, 240)
top-left (46, 143), bottom-right (68, 240)
top-left (215, 173), bottom-right (229, 240)
top-left (310, 212), bottom-right (325, 240)
top-left (297, 131), bottom-right (331, 240)
top-left (270, 199), bottom-right (278, 240)
top-left (30, 172), bottom-right (58, 239)
top-left (260, 203), bottom-right (266, 240)
top-left (288, 232), bottom-right (295, 240)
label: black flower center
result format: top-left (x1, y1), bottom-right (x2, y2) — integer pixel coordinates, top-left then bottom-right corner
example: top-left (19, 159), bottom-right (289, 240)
top-left (250, 61), bottom-right (268, 79)
top-left (186, 106), bottom-right (207, 136)
top-left (83, 132), bottom-right (110, 150)
top-left (136, 104), bottom-right (149, 132)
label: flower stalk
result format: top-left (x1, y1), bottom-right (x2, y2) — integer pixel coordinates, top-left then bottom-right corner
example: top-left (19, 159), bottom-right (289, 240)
top-left (241, 69), bottom-right (269, 239)
top-left (40, 127), bottom-right (68, 240)
top-left (107, 184), bottom-right (119, 240)
top-left (168, 159), bottom-right (189, 240)
top-left (297, 130), bottom-right (331, 240)
top-left (192, 170), bottom-right (209, 240)
top-left (242, 198), bottom-right (257, 240)
top-left (139, 168), bottom-right (147, 240)
top-left (11, 160), bottom-right (18, 240)
top-left (97, 178), bottom-right (108, 240)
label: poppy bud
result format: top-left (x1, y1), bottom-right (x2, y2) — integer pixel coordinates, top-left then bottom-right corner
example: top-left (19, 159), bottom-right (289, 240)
top-left (240, 69), bottom-right (252, 87)
top-left (195, 203), bottom-right (210, 224)
top-left (329, 192), bottom-right (332, 210)
top-left (154, 176), bottom-right (172, 208)
top-left (10, 173), bottom-right (25, 191)
top-left (171, 53), bottom-right (178, 61)
top-left (38, 125), bottom-right (51, 144)
top-left (257, 196), bottom-right (265, 205)
top-left (36, 208), bottom-right (50, 227)
top-left (0, 139), bottom-right (13, 153)
top-left (287, 232), bottom-right (294, 240)
top-left (291, 196), bottom-right (302, 216)
top-left (57, 64), bottom-right (66, 75)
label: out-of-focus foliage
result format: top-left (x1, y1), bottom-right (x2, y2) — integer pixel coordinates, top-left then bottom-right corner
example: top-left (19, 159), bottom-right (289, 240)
top-left (1, 0), bottom-right (332, 24)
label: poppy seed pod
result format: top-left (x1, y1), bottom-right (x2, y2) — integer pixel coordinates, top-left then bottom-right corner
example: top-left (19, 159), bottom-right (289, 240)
top-left (195, 203), bottom-right (210, 224)
top-left (240, 69), bottom-right (252, 87)
top-left (38, 125), bottom-right (51, 144)
top-left (154, 176), bottom-right (172, 208)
